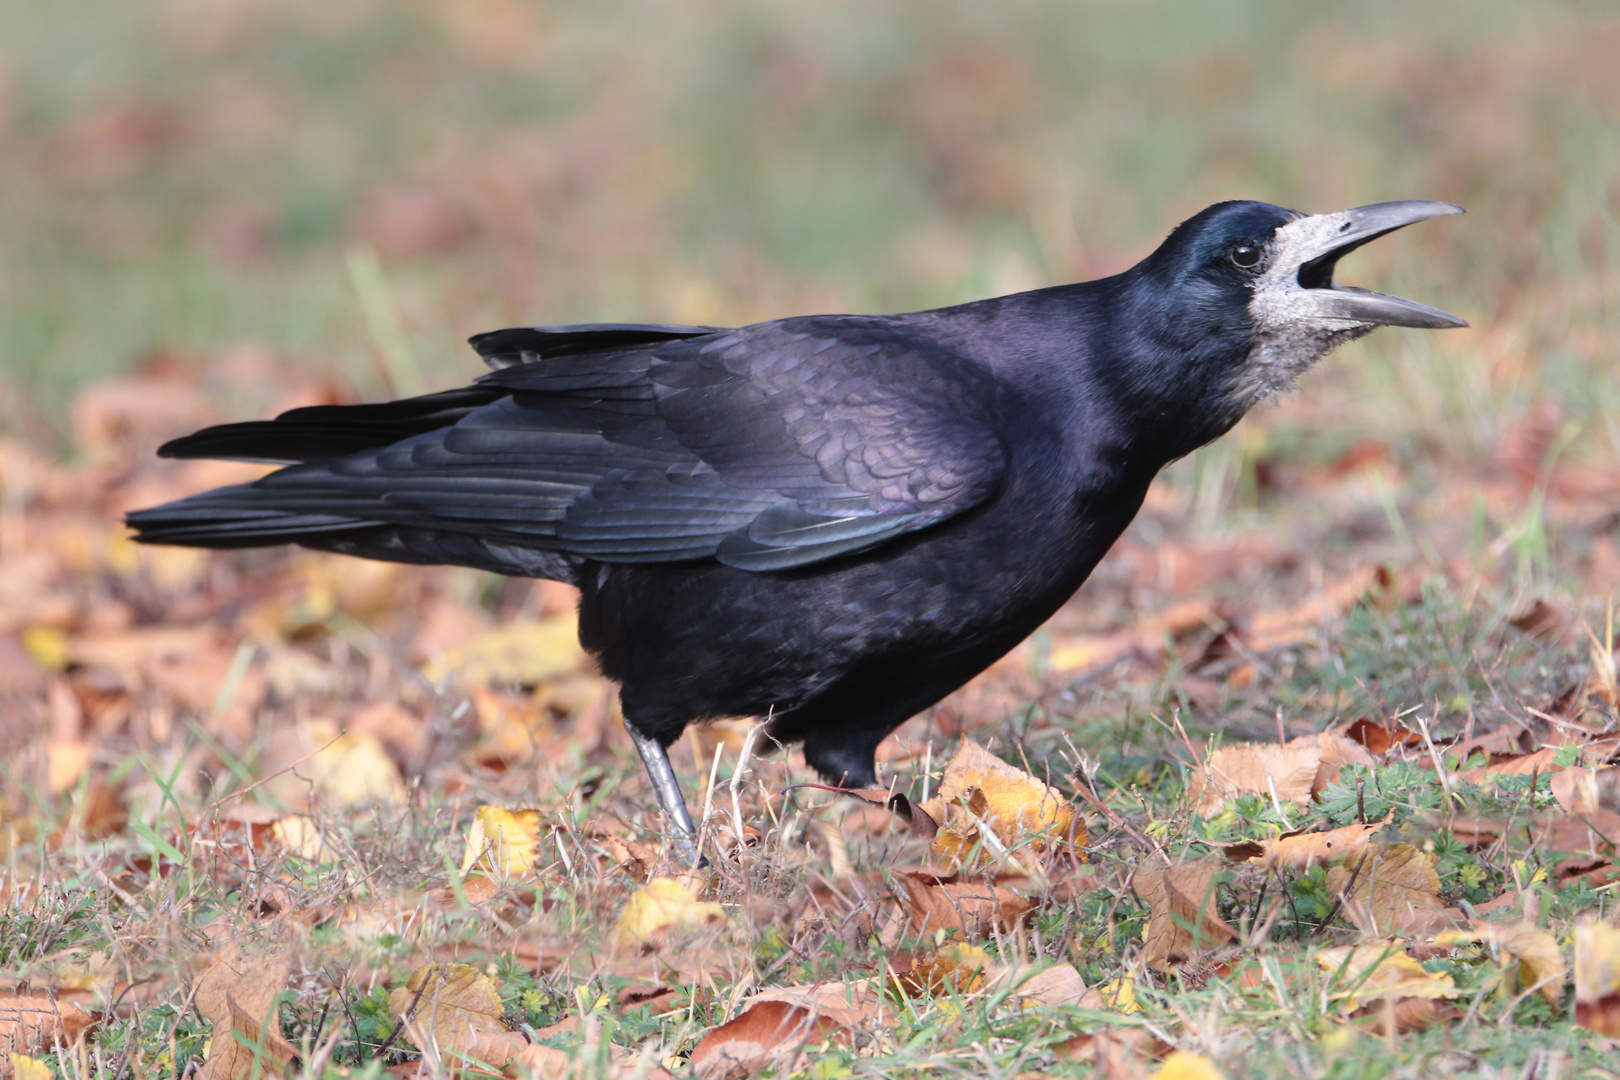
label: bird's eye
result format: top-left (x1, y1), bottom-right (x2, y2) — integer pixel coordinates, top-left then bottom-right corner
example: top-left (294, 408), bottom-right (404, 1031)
top-left (1229, 243), bottom-right (1261, 269)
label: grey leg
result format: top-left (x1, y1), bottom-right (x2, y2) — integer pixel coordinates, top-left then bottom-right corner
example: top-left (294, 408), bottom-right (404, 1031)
top-left (623, 718), bottom-right (704, 867)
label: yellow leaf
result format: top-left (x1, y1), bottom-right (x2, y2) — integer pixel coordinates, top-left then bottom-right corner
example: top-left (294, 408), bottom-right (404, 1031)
top-left (1325, 843), bottom-right (1455, 935)
top-left (270, 814), bottom-right (334, 862)
top-left (1575, 919), bottom-right (1620, 1035)
top-left (423, 612), bottom-right (586, 686)
top-left (920, 738), bottom-right (1081, 872)
top-left (461, 806), bottom-right (546, 877)
top-left (614, 876), bottom-right (725, 949)
top-left (46, 739), bottom-right (94, 797)
top-left (1434, 922), bottom-right (1566, 1005)
top-left (1151, 1051), bottom-right (1226, 1080)
top-left (388, 963), bottom-right (522, 1069)
top-left (1077, 973), bottom-right (1139, 1013)
top-left (11, 1054), bottom-right (53, 1080)
top-left (20, 626), bottom-right (69, 672)
top-left (1316, 945), bottom-right (1459, 1010)
top-left (260, 721), bottom-right (406, 810)
top-left (1245, 818), bottom-right (1387, 870)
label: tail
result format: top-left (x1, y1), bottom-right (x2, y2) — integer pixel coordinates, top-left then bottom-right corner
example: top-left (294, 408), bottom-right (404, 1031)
top-left (126, 485), bottom-right (580, 581)
top-left (126, 384), bottom-right (581, 582)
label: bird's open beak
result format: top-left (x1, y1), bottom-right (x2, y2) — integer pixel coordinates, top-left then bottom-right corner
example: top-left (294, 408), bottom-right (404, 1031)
top-left (1278, 200), bottom-right (1467, 329)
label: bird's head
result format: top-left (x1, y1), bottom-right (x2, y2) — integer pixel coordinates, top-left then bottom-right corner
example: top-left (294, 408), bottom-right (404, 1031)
top-left (1131, 198), bottom-right (1465, 418)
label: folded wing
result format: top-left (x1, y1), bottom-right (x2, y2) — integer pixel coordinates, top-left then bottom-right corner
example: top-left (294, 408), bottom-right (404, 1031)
top-left (127, 318), bottom-right (1009, 576)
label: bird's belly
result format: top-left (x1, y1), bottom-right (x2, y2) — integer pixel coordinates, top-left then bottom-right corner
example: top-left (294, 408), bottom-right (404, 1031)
top-left (580, 475), bottom-right (1144, 730)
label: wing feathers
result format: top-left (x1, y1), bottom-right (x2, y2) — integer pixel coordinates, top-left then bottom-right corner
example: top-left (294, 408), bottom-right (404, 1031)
top-left (131, 318), bottom-right (1010, 575)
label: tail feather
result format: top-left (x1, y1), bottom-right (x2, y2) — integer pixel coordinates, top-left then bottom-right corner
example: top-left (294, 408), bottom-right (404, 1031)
top-left (156, 387), bottom-right (502, 464)
top-left (125, 483), bottom-right (367, 547)
top-left (125, 484), bottom-right (581, 581)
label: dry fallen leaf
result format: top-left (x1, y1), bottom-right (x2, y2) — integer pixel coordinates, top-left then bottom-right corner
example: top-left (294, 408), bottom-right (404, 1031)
top-left (1133, 859), bottom-right (1236, 970)
top-left (1434, 921), bottom-right (1566, 1005)
top-left (1316, 944), bottom-right (1460, 1011)
top-left (461, 806), bottom-right (547, 877)
top-left (746, 979), bottom-right (882, 1029)
top-left (1187, 740), bottom-right (1320, 817)
top-left (422, 612), bottom-right (587, 686)
top-left (387, 962), bottom-right (521, 1070)
top-left (1241, 565), bottom-right (1392, 651)
top-left (1341, 717), bottom-right (1422, 756)
top-left (1575, 919), bottom-right (1620, 1036)
top-left (891, 871), bottom-right (1034, 939)
top-left (194, 945), bottom-right (296, 1080)
top-left (10, 1053), bottom-right (54, 1080)
top-left (991, 962), bottom-right (1086, 1009)
top-left (921, 738), bottom-right (1081, 872)
top-left (891, 943), bottom-right (992, 996)
top-left (1150, 1052), bottom-right (1225, 1080)
top-left (1326, 843), bottom-right (1458, 936)
top-left (0, 997), bottom-right (95, 1061)
top-left (258, 721), bottom-right (406, 810)
top-left (1239, 818), bottom-right (1388, 871)
top-left (688, 999), bottom-right (847, 1080)
top-left (1055, 1025), bottom-right (1159, 1079)
top-left (613, 876), bottom-right (726, 950)
top-left (1076, 972), bottom-right (1140, 1013)
top-left (1047, 598), bottom-right (1220, 673)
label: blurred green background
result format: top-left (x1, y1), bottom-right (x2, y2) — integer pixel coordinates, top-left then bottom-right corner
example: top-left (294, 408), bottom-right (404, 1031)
top-left (0, 0), bottom-right (1616, 483)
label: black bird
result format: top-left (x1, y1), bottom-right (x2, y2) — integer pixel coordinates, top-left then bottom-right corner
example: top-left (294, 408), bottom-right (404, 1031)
top-left (128, 200), bottom-right (1465, 863)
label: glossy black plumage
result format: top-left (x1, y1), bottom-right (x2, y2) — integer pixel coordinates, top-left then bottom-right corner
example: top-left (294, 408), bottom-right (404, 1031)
top-left (129, 199), bottom-right (1464, 849)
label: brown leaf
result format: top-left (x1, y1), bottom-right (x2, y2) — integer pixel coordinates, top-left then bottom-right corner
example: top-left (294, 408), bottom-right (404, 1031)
top-left (1236, 818), bottom-right (1387, 870)
top-left (891, 872), bottom-right (1034, 939)
top-left (1133, 859), bottom-right (1235, 970)
top-left (991, 962), bottom-right (1086, 1008)
top-left (890, 943), bottom-right (991, 996)
top-left (1509, 598), bottom-right (1571, 644)
top-left (1312, 730), bottom-right (1380, 795)
top-left (1055, 1027), bottom-right (1161, 1080)
top-left (194, 945), bottom-right (296, 1080)
top-left (1353, 996), bottom-right (1463, 1035)
top-left (1187, 739), bottom-right (1320, 817)
top-left (0, 997), bottom-right (96, 1060)
top-left (590, 829), bottom-right (659, 884)
top-left (688, 999), bottom-right (846, 1080)
top-left (747, 979), bottom-right (882, 1028)
top-left (835, 788), bottom-right (939, 839)
top-left (1536, 810), bottom-right (1620, 882)
top-left (387, 962), bottom-right (520, 1070)
top-left (1239, 565), bottom-right (1393, 652)
top-left (1326, 843), bottom-right (1459, 936)
top-left (1342, 718), bottom-right (1421, 755)
top-left (1047, 599), bottom-right (1221, 673)
top-left (1575, 919), bottom-right (1620, 1036)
